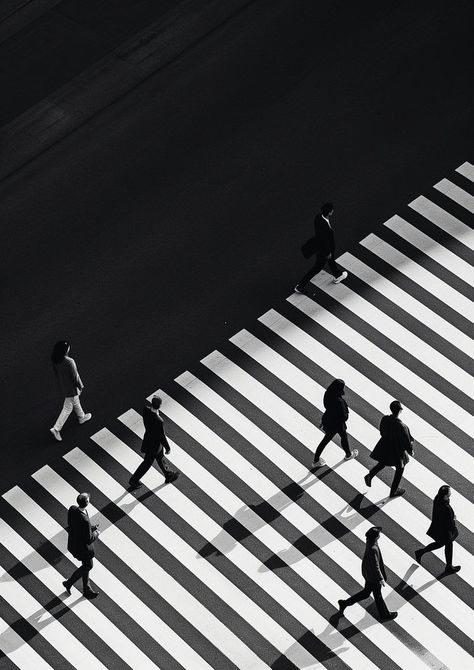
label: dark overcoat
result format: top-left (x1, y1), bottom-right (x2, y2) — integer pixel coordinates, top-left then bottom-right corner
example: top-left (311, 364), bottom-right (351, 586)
top-left (314, 214), bottom-right (336, 256)
top-left (361, 541), bottom-right (387, 583)
top-left (370, 415), bottom-right (413, 467)
top-left (321, 393), bottom-right (348, 432)
top-left (141, 405), bottom-right (170, 455)
top-left (67, 506), bottom-right (98, 561)
top-left (427, 496), bottom-right (459, 543)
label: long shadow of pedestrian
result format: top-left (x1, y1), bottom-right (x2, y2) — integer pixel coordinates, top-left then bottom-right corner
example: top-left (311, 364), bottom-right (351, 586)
top-left (270, 621), bottom-right (351, 669)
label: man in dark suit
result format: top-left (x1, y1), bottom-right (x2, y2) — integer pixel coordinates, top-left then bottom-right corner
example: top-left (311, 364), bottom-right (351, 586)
top-left (337, 527), bottom-right (397, 621)
top-left (63, 492), bottom-right (99, 598)
top-left (364, 400), bottom-right (414, 498)
top-left (295, 202), bottom-right (348, 294)
top-left (129, 395), bottom-right (179, 490)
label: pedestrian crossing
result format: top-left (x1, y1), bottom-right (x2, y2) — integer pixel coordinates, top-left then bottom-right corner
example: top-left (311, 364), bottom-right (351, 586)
top-left (1, 162), bottom-right (473, 669)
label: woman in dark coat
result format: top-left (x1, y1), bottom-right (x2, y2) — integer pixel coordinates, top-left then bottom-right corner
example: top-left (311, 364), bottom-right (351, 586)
top-left (312, 379), bottom-right (358, 467)
top-left (364, 400), bottom-right (413, 498)
top-left (415, 485), bottom-right (460, 574)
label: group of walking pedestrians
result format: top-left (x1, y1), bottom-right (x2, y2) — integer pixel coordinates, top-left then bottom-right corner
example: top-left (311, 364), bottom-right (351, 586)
top-left (53, 203), bottom-right (461, 616)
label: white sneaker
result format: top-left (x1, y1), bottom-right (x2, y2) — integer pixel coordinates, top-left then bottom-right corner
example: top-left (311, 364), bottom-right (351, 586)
top-left (78, 413), bottom-right (92, 424)
top-left (333, 271), bottom-right (348, 284)
top-left (311, 458), bottom-right (326, 468)
top-left (50, 427), bottom-right (62, 441)
top-left (344, 449), bottom-right (358, 460)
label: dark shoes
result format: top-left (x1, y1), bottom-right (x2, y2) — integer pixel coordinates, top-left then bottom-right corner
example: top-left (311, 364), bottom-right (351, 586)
top-left (83, 589), bottom-right (99, 599)
top-left (390, 489), bottom-right (405, 498)
top-left (380, 612), bottom-right (398, 621)
top-left (444, 565), bottom-right (461, 574)
top-left (129, 480), bottom-right (143, 490)
top-left (337, 599), bottom-right (346, 615)
top-left (165, 472), bottom-right (179, 484)
top-left (364, 474), bottom-right (371, 487)
top-left (62, 580), bottom-right (71, 596)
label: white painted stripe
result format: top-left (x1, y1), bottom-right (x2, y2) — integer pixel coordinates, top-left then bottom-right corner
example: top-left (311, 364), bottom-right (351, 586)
top-left (259, 309), bottom-right (474, 531)
top-left (27, 469), bottom-right (263, 670)
top-left (311, 269), bottom-right (474, 400)
top-left (0, 567), bottom-right (106, 670)
top-left (66, 440), bottom-right (311, 670)
top-left (409, 195), bottom-right (474, 250)
top-left (360, 234), bottom-right (473, 318)
top-left (196, 351), bottom-right (474, 660)
top-left (0, 517), bottom-right (159, 670)
top-left (300, 280), bottom-right (473, 435)
top-left (456, 161), bottom-right (474, 183)
top-left (338, 251), bottom-right (473, 354)
top-left (0, 615), bottom-right (54, 670)
top-left (4, 485), bottom-right (212, 670)
top-left (384, 215), bottom-right (473, 285)
top-left (434, 178), bottom-right (474, 213)
top-left (118, 409), bottom-right (406, 670)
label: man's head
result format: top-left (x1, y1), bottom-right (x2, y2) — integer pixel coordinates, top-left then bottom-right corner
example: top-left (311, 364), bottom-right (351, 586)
top-left (77, 492), bottom-right (90, 508)
top-left (321, 202), bottom-right (334, 217)
top-left (365, 526), bottom-right (382, 542)
top-left (390, 400), bottom-right (403, 416)
top-left (151, 395), bottom-right (162, 410)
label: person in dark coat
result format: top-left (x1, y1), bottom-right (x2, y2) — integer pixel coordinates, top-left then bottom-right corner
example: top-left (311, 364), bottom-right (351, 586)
top-left (50, 341), bottom-right (92, 442)
top-left (129, 395), bottom-right (179, 490)
top-left (338, 527), bottom-right (397, 620)
top-left (364, 400), bottom-right (413, 498)
top-left (311, 379), bottom-right (358, 468)
top-left (295, 202), bottom-right (348, 294)
top-left (63, 492), bottom-right (99, 598)
top-left (415, 485), bottom-right (461, 574)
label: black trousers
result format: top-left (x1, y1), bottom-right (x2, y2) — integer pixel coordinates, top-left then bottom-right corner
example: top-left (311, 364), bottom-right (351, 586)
top-left (65, 558), bottom-right (93, 591)
top-left (344, 580), bottom-right (390, 618)
top-left (368, 462), bottom-right (404, 496)
top-left (297, 252), bottom-right (342, 290)
top-left (314, 426), bottom-right (351, 460)
top-left (419, 539), bottom-right (453, 566)
top-left (130, 450), bottom-right (174, 484)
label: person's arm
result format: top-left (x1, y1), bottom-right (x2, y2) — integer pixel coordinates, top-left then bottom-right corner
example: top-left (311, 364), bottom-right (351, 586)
top-left (68, 358), bottom-right (83, 392)
top-left (160, 420), bottom-right (171, 453)
top-left (370, 546), bottom-right (386, 584)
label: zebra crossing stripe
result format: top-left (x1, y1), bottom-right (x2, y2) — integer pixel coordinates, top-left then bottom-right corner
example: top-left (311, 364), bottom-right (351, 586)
top-left (199, 344), bottom-right (474, 595)
top-left (360, 234), bottom-right (472, 319)
top-left (0, 516), bottom-right (160, 670)
top-left (0, 615), bottom-right (54, 670)
top-left (118, 409), bottom-right (405, 670)
top-left (4, 484), bottom-right (213, 670)
top-left (30, 466), bottom-right (238, 670)
top-left (312, 269), bottom-right (473, 399)
top-left (408, 195), bottom-right (474, 251)
top-left (146, 386), bottom-right (474, 670)
top-left (384, 214), bottom-right (473, 285)
top-left (252, 313), bottom-right (474, 534)
top-left (65, 439), bottom-right (314, 670)
top-left (455, 161), bottom-right (474, 183)
top-left (337, 251), bottom-right (473, 354)
top-left (434, 178), bottom-right (474, 213)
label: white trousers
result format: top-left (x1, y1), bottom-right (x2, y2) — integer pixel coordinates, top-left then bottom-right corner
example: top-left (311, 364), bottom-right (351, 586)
top-left (54, 395), bottom-right (85, 431)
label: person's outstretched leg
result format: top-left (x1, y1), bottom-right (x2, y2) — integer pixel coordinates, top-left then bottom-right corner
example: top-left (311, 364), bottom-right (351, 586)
top-left (312, 430), bottom-right (335, 466)
top-left (129, 452), bottom-right (154, 487)
top-left (295, 254), bottom-right (327, 293)
top-left (389, 465), bottom-right (405, 497)
top-left (443, 540), bottom-right (460, 573)
top-left (415, 540), bottom-right (443, 564)
top-left (156, 452), bottom-right (179, 483)
top-left (338, 582), bottom-right (371, 615)
top-left (365, 462), bottom-right (384, 487)
top-left (372, 583), bottom-right (396, 620)
top-left (339, 427), bottom-right (358, 460)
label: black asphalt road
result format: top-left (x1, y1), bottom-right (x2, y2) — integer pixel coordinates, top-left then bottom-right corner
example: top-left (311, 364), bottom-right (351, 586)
top-left (1, 0), bottom-right (473, 494)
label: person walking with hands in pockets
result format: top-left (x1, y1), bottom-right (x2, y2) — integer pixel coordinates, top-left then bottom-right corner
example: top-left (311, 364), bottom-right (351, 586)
top-left (50, 341), bottom-right (91, 441)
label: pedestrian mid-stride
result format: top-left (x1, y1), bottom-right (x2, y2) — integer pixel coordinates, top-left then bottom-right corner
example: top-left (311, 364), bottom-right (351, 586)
top-left (50, 341), bottom-right (91, 441)
top-left (295, 202), bottom-right (348, 294)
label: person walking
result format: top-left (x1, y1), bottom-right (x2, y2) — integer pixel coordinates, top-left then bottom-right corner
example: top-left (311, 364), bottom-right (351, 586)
top-left (415, 485), bottom-right (461, 574)
top-left (50, 341), bottom-right (91, 441)
top-left (129, 395), bottom-right (179, 489)
top-left (364, 400), bottom-right (413, 498)
top-left (63, 492), bottom-right (99, 598)
top-left (295, 202), bottom-right (348, 294)
top-left (338, 526), bottom-right (397, 621)
top-left (311, 379), bottom-right (358, 468)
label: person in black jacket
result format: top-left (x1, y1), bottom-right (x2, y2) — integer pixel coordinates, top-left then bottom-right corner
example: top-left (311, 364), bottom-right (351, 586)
top-left (63, 492), bottom-right (99, 598)
top-left (311, 379), bottom-right (358, 468)
top-left (129, 395), bottom-right (179, 490)
top-left (364, 400), bottom-right (414, 498)
top-left (415, 485), bottom-right (461, 574)
top-left (338, 526), bottom-right (397, 621)
top-left (295, 203), bottom-right (348, 294)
